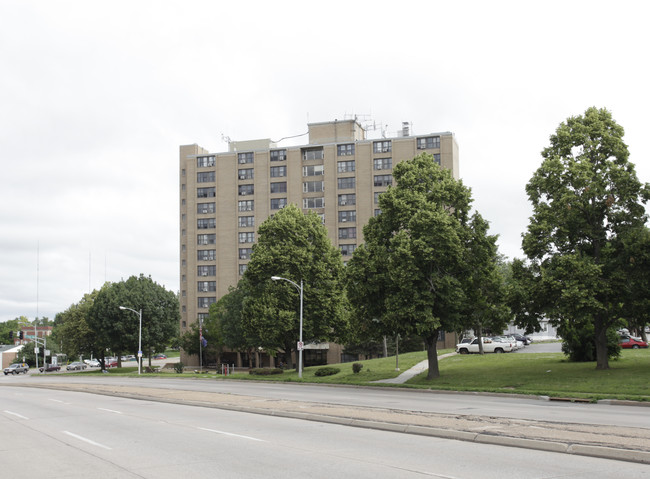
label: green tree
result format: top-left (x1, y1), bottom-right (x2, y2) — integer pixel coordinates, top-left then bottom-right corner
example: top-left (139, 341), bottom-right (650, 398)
top-left (51, 291), bottom-right (99, 360)
top-left (523, 107), bottom-right (650, 369)
top-left (0, 318), bottom-right (20, 344)
top-left (89, 275), bottom-right (180, 367)
top-left (241, 204), bottom-right (347, 371)
top-left (348, 153), bottom-right (476, 379)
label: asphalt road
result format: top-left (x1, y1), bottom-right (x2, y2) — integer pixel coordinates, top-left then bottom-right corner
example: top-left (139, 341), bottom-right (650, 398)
top-left (2, 386), bottom-right (649, 478)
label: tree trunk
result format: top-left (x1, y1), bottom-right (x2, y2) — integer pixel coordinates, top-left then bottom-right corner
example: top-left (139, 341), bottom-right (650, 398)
top-left (382, 336), bottom-right (388, 358)
top-left (594, 316), bottom-right (610, 370)
top-left (425, 335), bottom-right (440, 379)
top-left (284, 342), bottom-right (294, 370)
top-left (476, 324), bottom-right (484, 355)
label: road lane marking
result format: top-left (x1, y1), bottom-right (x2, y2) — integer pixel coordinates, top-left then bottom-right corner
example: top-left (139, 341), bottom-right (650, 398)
top-left (49, 399), bottom-right (71, 405)
top-left (198, 427), bottom-right (265, 442)
top-left (97, 408), bottom-right (122, 414)
top-left (4, 410), bottom-right (29, 420)
top-left (63, 431), bottom-right (112, 450)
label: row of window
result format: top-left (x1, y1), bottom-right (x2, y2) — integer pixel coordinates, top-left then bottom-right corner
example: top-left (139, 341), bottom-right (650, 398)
top-left (235, 174), bottom-right (391, 197)
top-left (198, 137), bottom-right (440, 171)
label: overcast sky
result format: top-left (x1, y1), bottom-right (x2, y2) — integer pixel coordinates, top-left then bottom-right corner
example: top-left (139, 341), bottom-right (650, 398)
top-left (1, 1), bottom-right (649, 323)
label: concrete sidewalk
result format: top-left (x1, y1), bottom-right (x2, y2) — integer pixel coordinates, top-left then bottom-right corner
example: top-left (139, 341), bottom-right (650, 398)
top-left (373, 353), bottom-right (457, 384)
top-left (12, 380), bottom-right (650, 465)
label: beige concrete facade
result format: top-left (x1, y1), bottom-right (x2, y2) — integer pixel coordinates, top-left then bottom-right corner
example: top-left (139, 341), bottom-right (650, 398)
top-left (179, 120), bottom-right (459, 366)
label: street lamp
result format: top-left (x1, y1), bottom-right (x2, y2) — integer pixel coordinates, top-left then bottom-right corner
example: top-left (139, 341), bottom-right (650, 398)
top-left (271, 276), bottom-right (303, 378)
top-left (119, 306), bottom-right (142, 375)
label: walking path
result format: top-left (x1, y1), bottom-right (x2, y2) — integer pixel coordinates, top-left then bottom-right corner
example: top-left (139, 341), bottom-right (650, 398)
top-left (373, 352), bottom-right (457, 384)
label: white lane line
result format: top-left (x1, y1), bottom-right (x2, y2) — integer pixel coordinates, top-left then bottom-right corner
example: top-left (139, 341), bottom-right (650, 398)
top-left (198, 427), bottom-right (265, 442)
top-left (4, 410), bottom-right (29, 420)
top-left (97, 408), bottom-right (122, 414)
top-left (63, 431), bottom-right (112, 450)
top-left (49, 399), bottom-right (71, 405)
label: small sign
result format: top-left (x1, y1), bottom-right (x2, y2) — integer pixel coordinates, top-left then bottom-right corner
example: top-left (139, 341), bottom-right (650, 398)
top-left (45, 350), bottom-right (51, 356)
top-left (297, 341), bottom-right (304, 351)
top-left (137, 351), bottom-right (142, 358)
top-left (34, 347), bottom-right (39, 354)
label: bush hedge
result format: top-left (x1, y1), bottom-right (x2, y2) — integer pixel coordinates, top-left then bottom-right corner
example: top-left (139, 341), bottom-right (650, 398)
top-left (352, 362), bottom-right (363, 374)
top-left (314, 366), bottom-right (340, 377)
top-left (249, 368), bottom-right (284, 375)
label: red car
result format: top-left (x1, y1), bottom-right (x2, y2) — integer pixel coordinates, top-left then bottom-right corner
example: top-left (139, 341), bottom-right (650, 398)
top-left (619, 336), bottom-right (648, 349)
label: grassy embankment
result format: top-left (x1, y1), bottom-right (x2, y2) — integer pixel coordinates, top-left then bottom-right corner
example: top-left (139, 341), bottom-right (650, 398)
top-left (75, 348), bottom-right (650, 402)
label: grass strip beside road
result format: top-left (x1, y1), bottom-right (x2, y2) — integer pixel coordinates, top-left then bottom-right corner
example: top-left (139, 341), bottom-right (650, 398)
top-left (68, 348), bottom-right (650, 403)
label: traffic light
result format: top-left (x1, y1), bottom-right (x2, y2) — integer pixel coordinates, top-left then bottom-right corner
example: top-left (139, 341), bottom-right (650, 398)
top-left (19, 331), bottom-right (24, 340)
top-left (9, 331), bottom-right (13, 340)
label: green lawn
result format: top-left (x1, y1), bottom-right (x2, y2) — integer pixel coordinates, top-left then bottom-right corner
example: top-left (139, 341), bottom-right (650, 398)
top-left (64, 348), bottom-right (650, 402)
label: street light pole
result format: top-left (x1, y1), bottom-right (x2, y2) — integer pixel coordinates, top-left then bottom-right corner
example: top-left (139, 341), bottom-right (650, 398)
top-left (271, 276), bottom-right (303, 378)
top-left (119, 306), bottom-right (142, 375)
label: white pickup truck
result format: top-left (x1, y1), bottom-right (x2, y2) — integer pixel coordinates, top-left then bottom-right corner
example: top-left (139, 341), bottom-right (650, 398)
top-left (456, 337), bottom-right (514, 354)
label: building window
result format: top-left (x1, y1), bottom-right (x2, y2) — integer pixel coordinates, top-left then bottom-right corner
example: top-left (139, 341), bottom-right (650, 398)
top-left (270, 198), bottom-right (287, 210)
top-left (198, 265), bottom-right (216, 276)
top-left (338, 194), bottom-right (356, 206)
top-left (197, 281), bottom-right (216, 292)
top-left (303, 147), bottom-right (324, 161)
top-left (270, 166), bottom-right (287, 177)
top-left (434, 153), bottom-right (441, 165)
top-left (198, 297), bottom-right (216, 309)
top-left (340, 244), bottom-right (357, 256)
top-left (417, 136), bottom-right (440, 149)
top-left (337, 177), bottom-right (355, 189)
top-left (337, 160), bottom-right (355, 173)
top-left (373, 140), bottom-right (391, 153)
top-left (238, 184), bottom-right (254, 196)
top-left (197, 202), bottom-right (215, 214)
top-left (338, 227), bottom-right (357, 239)
top-left (238, 200), bottom-right (254, 212)
top-left (374, 191), bottom-right (384, 204)
top-left (197, 218), bottom-right (216, 229)
top-left (238, 168), bottom-right (254, 180)
top-left (270, 149), bottom-right (287, 161)
top-left (197, 313), bottom-right (208, 322)
top-left (197, 156), bottom-right (215, 167)
top-left (374, 174), bottom-right (393, 187)
top-left (197, 234), bottom-right (216, 245)
top-left (303, 197), bottom-right (325, 209)
top-left (374, 208), bottom-right (382, 216)
top-left (239, 264), bottom-right (248, 275)
top-left (238, 152), bottom-right (254, 164)
top-left (197, 250), bottom-right (216, 261)
top-left (238, 216), bottom-right (254, 228)
top-left (238, 232), bottom-right (255, 243)
top-left (197, 187), bottom-right (216, 198)
top-left (303, 165), bottom-right (324, 177)
top-left (270, 181), bottom-right (287, 193)
top-left (239, 248), bottom-right (253, 260)
top-left (303, 181), bottom-right (324, 193)
top-left (338, 210), bottom-right (356, 223)
top-left (197, 171), bottom-right (215, 183)
top-left (373, 158), bottom-right (392, 170)
top-left (337, 144), bottom-right (354, 156)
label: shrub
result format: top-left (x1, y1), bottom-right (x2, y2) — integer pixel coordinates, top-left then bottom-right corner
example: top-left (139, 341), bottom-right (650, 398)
top-left (314, 366), bottom-right (340, 377)
top-left (174, 362), bottom-right (184, 374)
top-left (249, 368), bottom-right (284, 375)
top-left (352, 362), bottom-right (363, 374)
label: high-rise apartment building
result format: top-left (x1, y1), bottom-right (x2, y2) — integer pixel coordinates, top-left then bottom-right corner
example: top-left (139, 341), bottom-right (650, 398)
top-left (179, 119), bottom-right (459, 365)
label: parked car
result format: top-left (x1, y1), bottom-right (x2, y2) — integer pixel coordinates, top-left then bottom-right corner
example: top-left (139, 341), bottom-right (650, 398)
top-left (84, 359), bottom-right (100, 367)
top-left (66, 361), bottom-right (87, 371)
top-left (456, 337), bottom-right (514, 354)
top-left (39, 363), bottom-right (61, 372)
top-left (619, 336), bottom-right (648, 349)
top-left (153, 353), bottom-right (167, 360)
top-left (4, 363), bottom-right (29, 375)
top-left (511, 333), bottom-right (532, 345)
top-left (104, 358), bottom-right (118, 368)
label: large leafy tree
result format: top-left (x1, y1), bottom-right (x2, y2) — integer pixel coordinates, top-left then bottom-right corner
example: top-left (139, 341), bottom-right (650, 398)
top-left (348, 153), bottom-right (478, 379)
top-left (88, 275), bottom-right (180, 367)
top-left (51, 291), bottom-right (99, 360)
top-left (241, 204), bottom-right (347, 371)
top-left (523, 107), bottom-right (650, 369)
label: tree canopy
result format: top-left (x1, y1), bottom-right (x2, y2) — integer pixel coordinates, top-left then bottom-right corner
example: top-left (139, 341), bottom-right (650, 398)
top-left (241, 204), bottom-right (348, 370)
top-left (347, 153), bottom-right (501, 379)
top-left (522, 107), bottom-right (650, 369)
